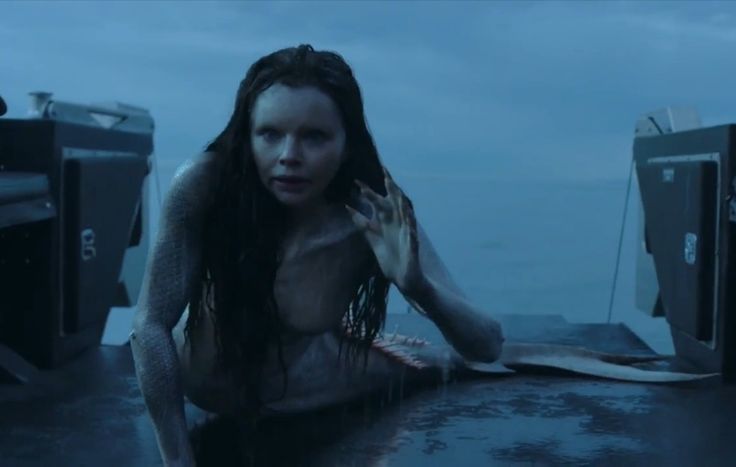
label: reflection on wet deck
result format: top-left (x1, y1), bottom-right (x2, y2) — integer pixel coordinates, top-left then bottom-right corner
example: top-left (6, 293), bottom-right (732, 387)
top-left (2, 314), bottom-right (734, 466)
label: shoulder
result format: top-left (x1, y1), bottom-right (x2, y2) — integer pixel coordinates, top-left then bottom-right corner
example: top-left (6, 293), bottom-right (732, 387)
top-left (171, 151), bottom-right (218, 190)
top-left (170, 151), bottom-right (219, 199)
top-left (162, 151), bottom-right (219, 224)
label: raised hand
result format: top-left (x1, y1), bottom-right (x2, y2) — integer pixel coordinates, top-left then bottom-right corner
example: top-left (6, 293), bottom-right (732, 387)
top-left (345, 167), bottom-right (424, 295)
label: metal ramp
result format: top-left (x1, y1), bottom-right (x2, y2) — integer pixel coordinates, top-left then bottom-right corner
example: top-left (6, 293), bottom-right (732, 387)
top-left (1, 313), bottom-right (734, 466)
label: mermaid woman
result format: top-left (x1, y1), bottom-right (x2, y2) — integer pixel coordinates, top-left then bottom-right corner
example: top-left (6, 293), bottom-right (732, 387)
top-left (130, 44), bottom-right (714, 467)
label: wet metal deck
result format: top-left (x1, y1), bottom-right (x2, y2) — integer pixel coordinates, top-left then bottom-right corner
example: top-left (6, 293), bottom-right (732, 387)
top-left (1, 314), bottom-right (734, 466)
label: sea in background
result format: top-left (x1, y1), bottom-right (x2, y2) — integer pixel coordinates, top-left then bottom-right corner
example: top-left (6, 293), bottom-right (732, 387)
top-left (104, 161), bottom-right (674, 355)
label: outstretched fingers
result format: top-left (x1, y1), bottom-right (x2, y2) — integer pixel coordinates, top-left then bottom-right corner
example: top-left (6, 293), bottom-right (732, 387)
top-left (355, 179), bottom-right (393, 219)
top-left (345, 203), bottom-right (379, 233)
top-left (383, 167), bottom-right (404, 217)
top-left (382, 168), bottom-right (419, 255)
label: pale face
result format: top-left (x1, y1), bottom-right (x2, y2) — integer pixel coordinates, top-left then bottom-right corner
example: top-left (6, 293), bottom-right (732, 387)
top-left (250, 84), bottom-right (347, 219)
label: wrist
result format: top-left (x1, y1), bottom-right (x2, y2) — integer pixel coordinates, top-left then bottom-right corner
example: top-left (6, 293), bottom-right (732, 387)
top-left (399, 272), bottom-right (432, 304)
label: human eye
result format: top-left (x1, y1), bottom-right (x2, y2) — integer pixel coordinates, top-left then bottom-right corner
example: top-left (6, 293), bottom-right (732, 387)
top-left (257, 127), bottom-right (281, 142)
top-left (304, 129), bottom-right (329, 143)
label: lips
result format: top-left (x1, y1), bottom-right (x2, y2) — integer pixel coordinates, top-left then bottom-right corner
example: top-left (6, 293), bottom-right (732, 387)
top-left (273, 176), bottom-right (309, 183)
top-left (272, 176), bottom-right (310, 193)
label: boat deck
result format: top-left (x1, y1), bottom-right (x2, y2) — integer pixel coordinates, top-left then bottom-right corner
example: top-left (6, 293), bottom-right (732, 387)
top-left (1, 313), bottom-right (734, 466)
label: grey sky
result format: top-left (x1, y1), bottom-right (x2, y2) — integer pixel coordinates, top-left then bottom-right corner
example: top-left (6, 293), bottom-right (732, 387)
top-left (2, 1), bottom-right (736, 181)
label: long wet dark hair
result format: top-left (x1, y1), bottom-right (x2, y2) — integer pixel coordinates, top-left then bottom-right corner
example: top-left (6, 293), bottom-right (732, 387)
top-left (183, 44), bottom-right (399, 413)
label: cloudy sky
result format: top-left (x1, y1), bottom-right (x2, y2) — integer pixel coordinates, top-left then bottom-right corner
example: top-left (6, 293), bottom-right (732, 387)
top-left (2, 0), bottom-right (736, 182)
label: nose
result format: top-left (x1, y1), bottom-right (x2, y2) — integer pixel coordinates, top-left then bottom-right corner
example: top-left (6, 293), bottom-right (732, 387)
top-left (278, 136), bottom-right (302, 166)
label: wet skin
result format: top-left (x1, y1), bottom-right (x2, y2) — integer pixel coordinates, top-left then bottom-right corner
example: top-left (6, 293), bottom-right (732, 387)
top-left (173, 84), bottom-right (414, 413)
top-left (133, 83), bottom-right (716, 467)
top-left (132, 82), bottom-right (505, 467)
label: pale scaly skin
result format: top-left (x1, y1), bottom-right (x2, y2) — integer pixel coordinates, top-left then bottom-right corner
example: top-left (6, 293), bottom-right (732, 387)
top-left (130, 153), bottom-right (215, 467)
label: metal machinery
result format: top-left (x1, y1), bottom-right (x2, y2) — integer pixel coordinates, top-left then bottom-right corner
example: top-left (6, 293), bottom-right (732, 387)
top-left (634, 108), bottom-right (736, 381)
top-left (0, 92), bottom-right (153, 380)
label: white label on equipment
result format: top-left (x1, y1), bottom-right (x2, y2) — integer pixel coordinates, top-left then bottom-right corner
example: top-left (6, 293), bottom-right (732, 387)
top-left (662, 168), bottom-right (675, 183)
top-left (684, 232), bottom-right (697, 265)
top-left (81, 228), bottom-right (96, 261)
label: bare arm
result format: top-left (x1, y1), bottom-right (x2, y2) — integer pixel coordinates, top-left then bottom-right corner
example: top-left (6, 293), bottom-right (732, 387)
top-left (402, 222), bottom-right (504, 362)
top-left (130, 153), bottom-right (213, 466)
